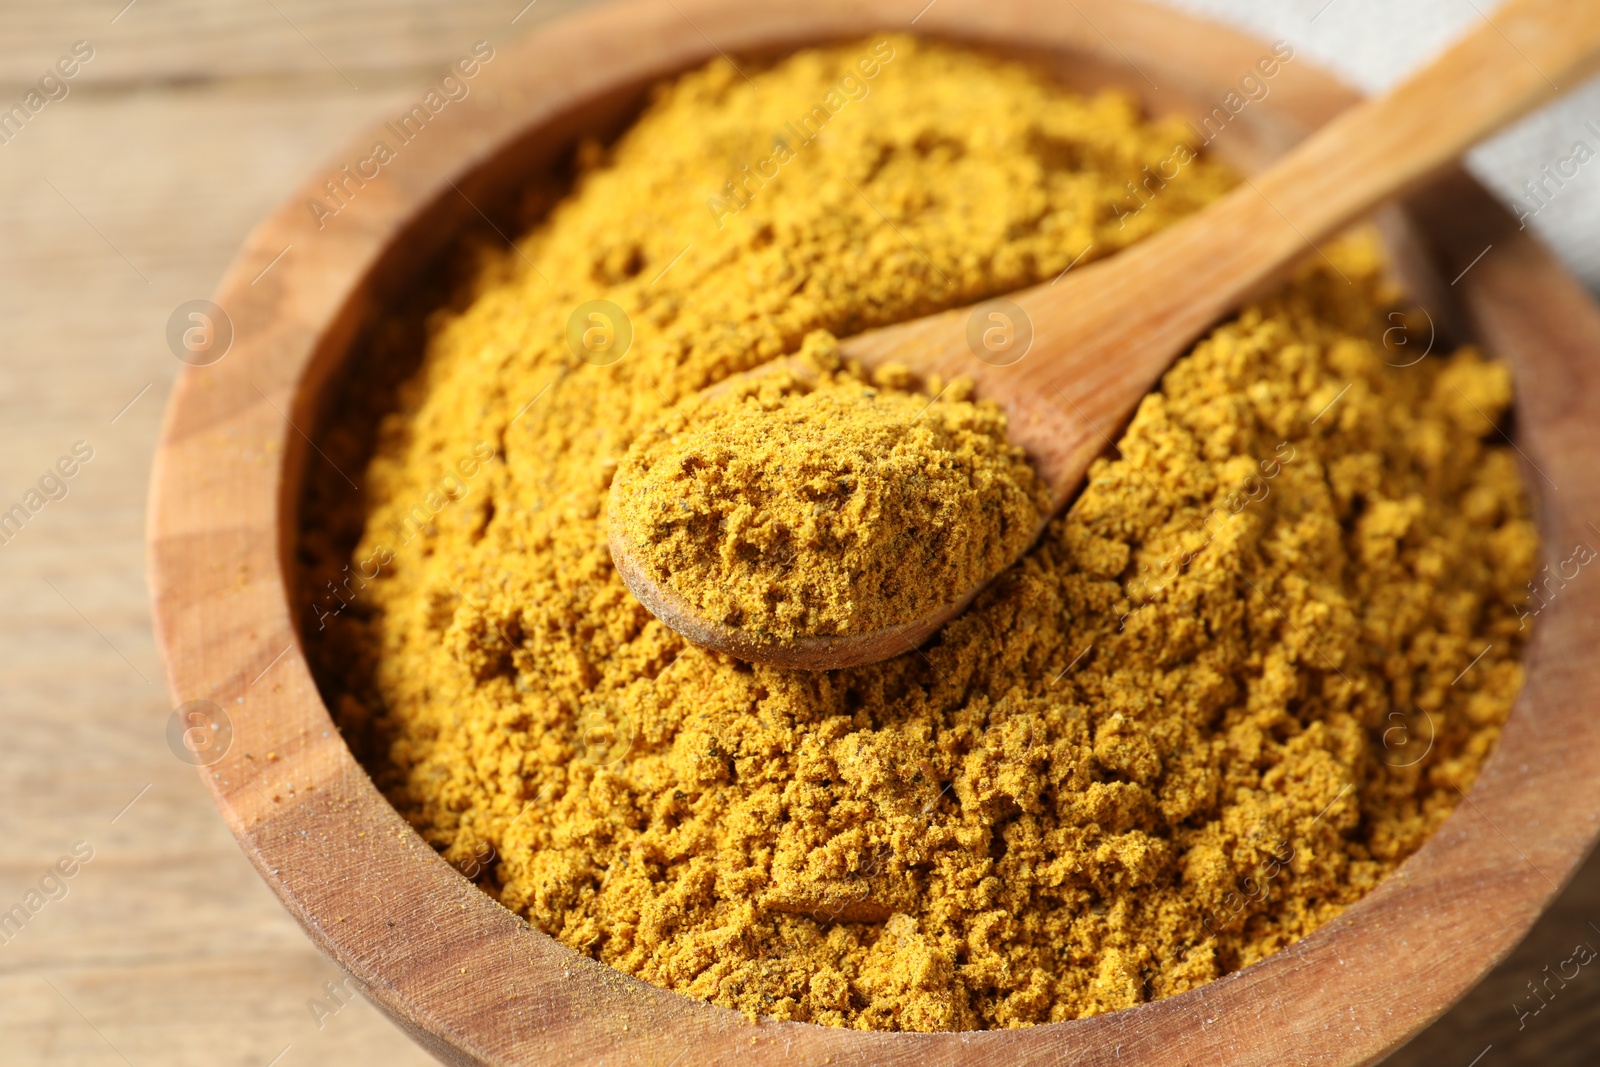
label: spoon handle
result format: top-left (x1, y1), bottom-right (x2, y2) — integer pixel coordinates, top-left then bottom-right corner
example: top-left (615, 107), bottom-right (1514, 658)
top-left (1022, 0), bottom-right (1600, 466)
top-left (1088, 0), bottom-right (1600, 333)
top-left (1241, 0), bottom-right (1600, 262)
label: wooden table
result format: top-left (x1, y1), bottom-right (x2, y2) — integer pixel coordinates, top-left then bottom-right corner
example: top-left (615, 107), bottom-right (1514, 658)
top-left (1, 1), bottom-right (1594, 1063)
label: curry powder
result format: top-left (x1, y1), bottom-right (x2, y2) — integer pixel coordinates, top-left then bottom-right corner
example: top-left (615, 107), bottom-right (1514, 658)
top-left (303, 37), bottom-right (1538, 1031)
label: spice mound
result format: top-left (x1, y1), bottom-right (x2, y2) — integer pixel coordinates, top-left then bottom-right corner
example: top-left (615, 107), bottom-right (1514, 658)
top-left (301, 35), bottom-right (1538, 1033)
top-left (610, 334), bottom-right (1049, 640)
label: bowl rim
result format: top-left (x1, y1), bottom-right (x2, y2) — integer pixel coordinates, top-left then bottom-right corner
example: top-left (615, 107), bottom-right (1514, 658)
top-left (147, 0), bottom-right (1600, 1063)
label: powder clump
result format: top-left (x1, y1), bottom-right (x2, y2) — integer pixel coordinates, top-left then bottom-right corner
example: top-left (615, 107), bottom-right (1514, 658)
top-left (299, 36), bottom-right (1538, 1033)
top-left (610, 333), bottom-right (1049, 639)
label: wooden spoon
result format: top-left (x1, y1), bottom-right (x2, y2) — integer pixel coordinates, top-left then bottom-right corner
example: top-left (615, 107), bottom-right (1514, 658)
top-left (611, 0), bottom-right (1600, 671)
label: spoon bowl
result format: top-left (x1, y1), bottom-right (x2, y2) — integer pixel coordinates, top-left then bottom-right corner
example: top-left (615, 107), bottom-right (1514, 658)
top-left (605, 352), bottom-right (1059, 669)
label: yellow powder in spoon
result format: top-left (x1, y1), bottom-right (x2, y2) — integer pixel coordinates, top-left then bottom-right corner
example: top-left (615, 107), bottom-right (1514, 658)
top-left (299, 36), bottom-right (1538, 1032)
top-left (609, 331), bottom-right (1049, 640)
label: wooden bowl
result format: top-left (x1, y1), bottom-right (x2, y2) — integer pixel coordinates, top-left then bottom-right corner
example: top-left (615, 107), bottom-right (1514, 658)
top-left (147, 0), bottom-right (1600, 1063)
